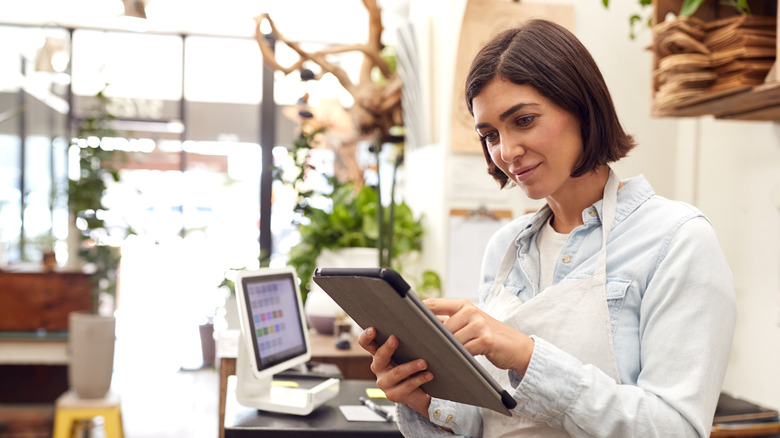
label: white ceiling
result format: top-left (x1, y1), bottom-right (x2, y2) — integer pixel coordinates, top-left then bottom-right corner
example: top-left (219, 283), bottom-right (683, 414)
top-left (1, 0), bottom-right (410, 44)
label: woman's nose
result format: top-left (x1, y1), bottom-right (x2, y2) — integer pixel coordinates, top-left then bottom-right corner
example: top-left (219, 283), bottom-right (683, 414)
top-left (500, 137), bottom-right (525, 163)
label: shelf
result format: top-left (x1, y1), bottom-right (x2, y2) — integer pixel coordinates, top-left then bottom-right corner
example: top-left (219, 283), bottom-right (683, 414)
top-left (653, 80), bottom-right (780, 120)
top-left (651, 0), bottom-right (779, 121)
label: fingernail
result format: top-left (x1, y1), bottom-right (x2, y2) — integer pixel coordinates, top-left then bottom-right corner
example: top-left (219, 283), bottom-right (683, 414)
top-left (366, 327), bottom-right (374, 336)
top-left (423, 372), bottom-right (433, 381)
top-left (417, 360), bottom-right (427, 370)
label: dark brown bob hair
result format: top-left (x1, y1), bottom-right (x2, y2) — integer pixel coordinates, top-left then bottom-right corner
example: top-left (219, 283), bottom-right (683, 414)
top-left (465, 19), bottom-right (636, 188)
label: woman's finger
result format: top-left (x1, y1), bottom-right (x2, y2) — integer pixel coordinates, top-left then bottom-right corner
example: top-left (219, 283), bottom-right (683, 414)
top-left (377, 358), bottom-right (430, 387)
top-left (424, 298), bottom-right (472, 317)
top-left (357, 327), bottom-right (379, 355)
top-left (370, 334), bottom-right (398, 374)
top-left (380, 361), bottom-right (434, 402)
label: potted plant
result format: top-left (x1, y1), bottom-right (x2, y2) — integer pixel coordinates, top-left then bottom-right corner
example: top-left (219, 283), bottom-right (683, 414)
top-left (288, 182), bottom-right (425, 285)
top-left (65, 89), bottom-right (129, 399)
top-left (278, 120), bottom-right (439, 299)
top-left (274, 110), bottom-right (440, 333)
top-left (291, 181), bottom-right (441, 334)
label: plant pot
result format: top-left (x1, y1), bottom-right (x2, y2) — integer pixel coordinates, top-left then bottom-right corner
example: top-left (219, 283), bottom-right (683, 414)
top-left (304, 288), bottom-right (344, 335)
top-left (305, 247), bottom-right (379, 334)
top-left (65, 215), bottom-right (83, 272)
top-left (199, 322), bottom-right (215, 367)
top-left (68, 311), bottom-right (116, 399)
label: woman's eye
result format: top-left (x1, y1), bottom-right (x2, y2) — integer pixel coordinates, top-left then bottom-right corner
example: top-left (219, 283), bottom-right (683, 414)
top-left (516, 115), bottom-right (535, 127)
top-left (481, 132), bottom-right (499, 145)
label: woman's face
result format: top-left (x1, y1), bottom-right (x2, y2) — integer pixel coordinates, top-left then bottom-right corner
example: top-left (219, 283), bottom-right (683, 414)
top-left (472, 78), bottom-right (583, 201)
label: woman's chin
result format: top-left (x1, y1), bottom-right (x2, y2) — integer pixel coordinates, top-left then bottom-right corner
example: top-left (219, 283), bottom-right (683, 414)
top-left (517, 184), bottom-right (547, 201)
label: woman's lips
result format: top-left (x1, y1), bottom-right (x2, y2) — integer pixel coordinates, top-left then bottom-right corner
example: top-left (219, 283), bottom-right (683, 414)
top-left (513, 163), bottom-right (540, 182)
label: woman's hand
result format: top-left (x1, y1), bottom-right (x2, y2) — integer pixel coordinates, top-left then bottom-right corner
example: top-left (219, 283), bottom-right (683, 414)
top-left (425, 298), bottom-right (534, 376)
top-left (357, 327), bottom-right (434, 418)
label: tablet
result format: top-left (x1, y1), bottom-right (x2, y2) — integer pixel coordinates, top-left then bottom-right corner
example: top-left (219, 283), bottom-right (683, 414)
top-left (312, 267), bottom-right (516, 415)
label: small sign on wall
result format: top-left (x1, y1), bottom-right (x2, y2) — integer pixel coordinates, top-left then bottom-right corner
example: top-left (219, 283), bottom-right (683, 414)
top-left (446, 207), bottom-right (513, 303)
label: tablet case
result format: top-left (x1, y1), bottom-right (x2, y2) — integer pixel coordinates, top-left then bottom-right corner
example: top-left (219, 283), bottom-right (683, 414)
top-left (312, 267), bottom-right (516, 415)
top-left (714, 393), bottom-right (780, 423)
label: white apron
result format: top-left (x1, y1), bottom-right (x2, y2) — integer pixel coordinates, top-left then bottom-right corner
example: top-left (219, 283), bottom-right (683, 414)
top-left (478, 170), bottom-right (622, 438)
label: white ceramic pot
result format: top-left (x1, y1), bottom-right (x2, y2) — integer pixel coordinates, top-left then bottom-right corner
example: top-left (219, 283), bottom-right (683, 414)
top-left (224, 293), bottom-right (241, 330)
top-left (304, 247), bottom-right (379, 334)
top-left (68, 311), bottom-right (116, 399)
top-left (304, 288), bottom-right (343, 335)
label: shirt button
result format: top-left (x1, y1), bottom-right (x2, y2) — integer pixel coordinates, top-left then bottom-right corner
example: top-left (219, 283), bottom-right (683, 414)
top-left (434, 410), bottom-right (441, 419)
top-left (589, 208), bottom-right (597, 217)
top-left (562, 254), bottom-right (571, 263)
top-left (445, 415), bottom-right (453, 424)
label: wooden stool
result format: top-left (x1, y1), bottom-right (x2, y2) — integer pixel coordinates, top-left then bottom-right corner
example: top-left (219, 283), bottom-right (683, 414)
top-left (52, 390), bottom-right (124, 438)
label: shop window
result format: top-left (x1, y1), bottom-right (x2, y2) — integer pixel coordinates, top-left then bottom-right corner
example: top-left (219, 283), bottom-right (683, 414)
top-left (184, 36), bottom-right (263, 104)
top-left (71, 29), bottom-right (182, 101)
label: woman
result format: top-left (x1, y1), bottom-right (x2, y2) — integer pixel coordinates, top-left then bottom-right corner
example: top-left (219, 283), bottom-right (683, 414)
top-left (358, 19), bottom-right (735, 437)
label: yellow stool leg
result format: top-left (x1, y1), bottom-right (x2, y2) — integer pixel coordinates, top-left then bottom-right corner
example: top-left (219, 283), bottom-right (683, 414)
top-left (52, 409), bottom-right (77, 438)
top-left (53, 407), bottom-right (124, 438)
top-left (101, 406), bottom-right (125, 438)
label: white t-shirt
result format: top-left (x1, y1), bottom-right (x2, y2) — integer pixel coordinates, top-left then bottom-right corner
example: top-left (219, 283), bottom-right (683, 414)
top-left (537, 216), bottom-right (569, 291)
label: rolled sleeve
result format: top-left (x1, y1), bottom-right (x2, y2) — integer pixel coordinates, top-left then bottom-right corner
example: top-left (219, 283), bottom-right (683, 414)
top-left (396, 399), bottom-right (482, 438)
top-left (428, 398), bottom-right (482, 437)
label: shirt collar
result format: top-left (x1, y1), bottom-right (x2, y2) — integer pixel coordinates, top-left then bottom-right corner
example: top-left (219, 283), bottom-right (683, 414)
top-left (513, 174), bottom-right (655, 250)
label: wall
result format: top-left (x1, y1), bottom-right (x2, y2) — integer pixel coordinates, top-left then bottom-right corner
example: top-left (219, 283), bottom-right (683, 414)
top-left (686, 119), bottom-right (780, 410)
top-left (406, 0), bottom-right (780, 412)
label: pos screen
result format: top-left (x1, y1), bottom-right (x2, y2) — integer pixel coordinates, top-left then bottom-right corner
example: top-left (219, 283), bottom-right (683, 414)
top-left (240, 272), bottom-right (307, 370)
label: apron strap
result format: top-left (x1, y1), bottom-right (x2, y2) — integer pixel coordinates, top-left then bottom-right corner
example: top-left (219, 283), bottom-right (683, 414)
top-left (594, 169), bottom-right (620, 276)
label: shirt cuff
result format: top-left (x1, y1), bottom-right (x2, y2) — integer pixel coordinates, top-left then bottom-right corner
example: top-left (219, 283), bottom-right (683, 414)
top-left (511, 335), bottom-right (583, 428)
top-left (396, 401), bottom-right (465, 437)
top-left (427, 398), bottom-right (482, 437)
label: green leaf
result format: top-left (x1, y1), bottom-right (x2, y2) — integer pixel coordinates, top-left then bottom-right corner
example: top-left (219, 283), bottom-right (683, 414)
top-left (363, 212), bottom-right (379, 240)
top-left (420, 270), bottom-right (442, 292)
top-left (679, 0), bottom-right (706, 17)
top-left (602, 0), bottom-right (609, 8)
top-left (732, 0), bottom-right (751, 14)
top-left (629, 14), bottom-right (642, 39)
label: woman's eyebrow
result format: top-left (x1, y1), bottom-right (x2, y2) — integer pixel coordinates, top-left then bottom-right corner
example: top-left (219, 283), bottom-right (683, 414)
top-left (474, 102), bottom-right (541, 130)
top-left (499, 103), bottom-right (539, 121)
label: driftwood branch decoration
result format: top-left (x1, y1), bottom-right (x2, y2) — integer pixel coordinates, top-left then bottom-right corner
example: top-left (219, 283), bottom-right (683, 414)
top-left (254, 0), bottom-right (403, 139)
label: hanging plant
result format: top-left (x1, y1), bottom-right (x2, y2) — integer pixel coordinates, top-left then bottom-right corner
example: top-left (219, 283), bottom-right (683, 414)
top-left (680, 0), bottom-right (751, 17)
top-left (601, 0), bottom-right (753, 39)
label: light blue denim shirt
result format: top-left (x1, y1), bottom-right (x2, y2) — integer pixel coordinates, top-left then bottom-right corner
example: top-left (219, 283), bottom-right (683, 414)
top-left (397, 175), bottom-right (736, 437)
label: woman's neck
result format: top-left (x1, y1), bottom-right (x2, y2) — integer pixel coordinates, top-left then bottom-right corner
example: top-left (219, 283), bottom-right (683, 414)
top-left (546, 165), bottom-right (611, 234)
